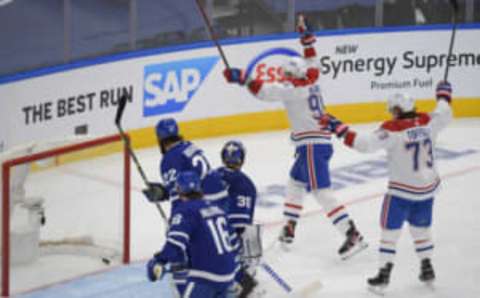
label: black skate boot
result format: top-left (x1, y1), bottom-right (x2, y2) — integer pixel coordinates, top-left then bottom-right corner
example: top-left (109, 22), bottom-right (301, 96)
top-left (367, 262), bottom-right (393, 295)
top-left (279, 220), bottom-right (296, 245)
top-left (419, 258), bottom-right (435, 284)
top-left (338, 220), bottom-right (368, 260)
top-left (239, 271), bottom-right (258, 298)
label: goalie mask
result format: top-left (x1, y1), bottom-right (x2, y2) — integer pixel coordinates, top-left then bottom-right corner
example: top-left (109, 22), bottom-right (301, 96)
top-left (387, 93), bottom-right (415, 117)
top-left (221, 140), bottom-right (246, 169)
top-left (282, 56), bottom-right (307, 79)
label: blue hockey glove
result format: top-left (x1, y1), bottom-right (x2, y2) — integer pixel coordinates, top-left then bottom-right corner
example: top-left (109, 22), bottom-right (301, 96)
top-left (146, 258), bottom-right (165, 282)
top-left (297, 14), bottom-right (315, 46)
top-left (142, 183), bottom-right (168, 203)
top-left (223, 68), bottom-right (245, 85)
top-left (319, 114), bottom-right (349, 138)
top-left (436, 81), bottom-right (452, 103)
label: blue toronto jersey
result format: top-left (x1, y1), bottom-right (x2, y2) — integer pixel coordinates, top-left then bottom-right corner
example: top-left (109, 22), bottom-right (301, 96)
top-left (155, 199), bottom-right (239, 288)
top-left (160, 141), bottom-right (229, 210)
top-left (217, 167), bottom-right (257, 229)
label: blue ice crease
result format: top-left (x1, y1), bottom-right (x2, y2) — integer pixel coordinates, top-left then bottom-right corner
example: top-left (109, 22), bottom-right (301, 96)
top-left (16, 263), bottom-right (174, 298)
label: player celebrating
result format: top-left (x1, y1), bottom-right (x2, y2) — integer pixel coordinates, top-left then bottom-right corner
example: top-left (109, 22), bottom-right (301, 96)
top-left (217, 140), bottom-right (261, 297)
top-left (319, 81), bottom-right (453, 293)
top-left (146, 171), bottom-right (239, 298)
top-left (223, 15), bottom-right (366, 259)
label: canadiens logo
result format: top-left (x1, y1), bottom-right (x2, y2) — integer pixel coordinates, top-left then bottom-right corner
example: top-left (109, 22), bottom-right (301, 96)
top-left (244, 47), bottom-right (302, 83)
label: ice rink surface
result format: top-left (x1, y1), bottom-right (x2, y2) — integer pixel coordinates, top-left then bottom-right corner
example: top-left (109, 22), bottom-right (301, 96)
top-left (13, 119), bottom-right (480, 298)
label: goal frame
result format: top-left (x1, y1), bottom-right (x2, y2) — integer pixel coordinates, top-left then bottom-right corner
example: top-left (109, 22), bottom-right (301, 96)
top-left (1, 134), bottom-right (131, 297)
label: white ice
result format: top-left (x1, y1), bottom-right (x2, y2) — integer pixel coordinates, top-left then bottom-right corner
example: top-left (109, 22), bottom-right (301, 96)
top-left (10, 119), bottom-right (480, 298)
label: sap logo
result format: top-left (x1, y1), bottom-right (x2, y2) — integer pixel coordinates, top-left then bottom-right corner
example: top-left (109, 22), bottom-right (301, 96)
top-left (143, 56), bottom-right (219, 116)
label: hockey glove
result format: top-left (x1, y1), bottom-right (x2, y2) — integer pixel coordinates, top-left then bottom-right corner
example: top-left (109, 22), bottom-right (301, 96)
top-left (436, 81), bottom-right (452, 103)
top-left (223, 68), bottom-right (245, 85)
top-left (146, 258), bottom-right (165, 282)
top-left (297, 14), bottom-right (315, 46)
top-left (142, 182), bottom-right (169, 203)
top-left (319, 114), bottom-right (349, 138)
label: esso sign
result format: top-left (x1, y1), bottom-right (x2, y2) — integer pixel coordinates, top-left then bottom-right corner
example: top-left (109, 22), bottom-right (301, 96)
top-left (245, 47), bottom-right (302, 84)
top-left (254, 63), bottom-right (288, 83)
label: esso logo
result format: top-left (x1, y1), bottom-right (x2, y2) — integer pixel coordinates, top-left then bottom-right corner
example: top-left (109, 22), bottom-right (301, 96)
top-left (245, 47), bottom-right (301, 84)
top-left (254, 63), bottom-right (288, 83)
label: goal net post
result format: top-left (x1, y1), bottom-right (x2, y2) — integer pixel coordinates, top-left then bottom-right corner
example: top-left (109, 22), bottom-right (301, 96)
top-left (1, 134), bottom-right (131, 296)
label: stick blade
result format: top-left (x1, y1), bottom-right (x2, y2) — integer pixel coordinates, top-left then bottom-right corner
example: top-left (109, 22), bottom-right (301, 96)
top-left (115, 94), bottom-right (128, 126)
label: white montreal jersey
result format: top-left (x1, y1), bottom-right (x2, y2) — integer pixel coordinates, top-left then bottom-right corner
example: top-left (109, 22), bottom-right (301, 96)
top-left (342, 100), bottom-right (452, 200)
top-left (247, 46), bottom-right (331, 146)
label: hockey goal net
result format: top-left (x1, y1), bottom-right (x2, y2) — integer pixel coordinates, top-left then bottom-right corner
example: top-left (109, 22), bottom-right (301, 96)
top-left (0, 134), bottom-right (130, 296)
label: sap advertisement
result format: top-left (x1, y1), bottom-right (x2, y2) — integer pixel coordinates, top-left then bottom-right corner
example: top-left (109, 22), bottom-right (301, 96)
top-left (0, 26), bottom-right (479, 150)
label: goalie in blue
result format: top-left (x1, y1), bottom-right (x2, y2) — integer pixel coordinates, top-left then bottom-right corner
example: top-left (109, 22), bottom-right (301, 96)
top-left (217, 140), bottom-right (262, 298)
top-left (146, 171), bottom-right (239, 298)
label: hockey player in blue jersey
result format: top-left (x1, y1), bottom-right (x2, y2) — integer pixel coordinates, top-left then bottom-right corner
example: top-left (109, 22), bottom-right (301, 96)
top-left (217, 140), bottom-right (261, 298)
top-left (143, 118), bottom-right (229, 211)
top-left (147, 171), bottom-right (239, 298)
top-left (142, 118), bottom-right (230, 295)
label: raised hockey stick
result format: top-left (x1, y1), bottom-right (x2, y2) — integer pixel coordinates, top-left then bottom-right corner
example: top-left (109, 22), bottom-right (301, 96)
top-left (114, 95), bottom-right (168, 224)
top-left (444, 0), bottom-right (459, 81)
top-left (193, 0), bottom-right (231, 69)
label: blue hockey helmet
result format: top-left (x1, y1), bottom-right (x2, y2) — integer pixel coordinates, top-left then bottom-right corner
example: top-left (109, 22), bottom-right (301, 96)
top-left (221, 140), bottom-right (246, 167)
top-left (156, 118), bottom-right (179, 139)
top-left (176, 171), bottom-right (202, 195)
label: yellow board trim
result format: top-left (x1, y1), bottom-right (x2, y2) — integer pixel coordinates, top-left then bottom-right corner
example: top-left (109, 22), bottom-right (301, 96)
top-left (32, 98), bottom-right (479, 169)
top-left (129, 97), bottom-right (480, 150)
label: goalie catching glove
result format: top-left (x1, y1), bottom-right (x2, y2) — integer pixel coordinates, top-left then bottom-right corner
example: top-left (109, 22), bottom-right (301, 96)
top-left (142, 182), bottom-right (169, 203)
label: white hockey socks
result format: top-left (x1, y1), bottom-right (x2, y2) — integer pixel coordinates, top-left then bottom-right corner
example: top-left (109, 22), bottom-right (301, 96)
top-left (283, 180), bottom-right (305, 224)
top-left (379, 229), bottom-right (401, 266)
top-left (312, 189), bottom-right (350, 234)
top-left (409, 225), bottom-right (434, 260)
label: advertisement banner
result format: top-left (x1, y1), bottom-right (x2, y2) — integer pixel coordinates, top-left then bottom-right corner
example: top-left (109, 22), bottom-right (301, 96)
top-left (0, 27), bottom-right (479, 150)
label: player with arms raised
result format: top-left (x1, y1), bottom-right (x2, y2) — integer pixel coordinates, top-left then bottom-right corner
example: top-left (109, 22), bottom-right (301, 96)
top-left (320, 81), bottom-right (453, 293)
top-left (223, 15), bottom-right (366, 259)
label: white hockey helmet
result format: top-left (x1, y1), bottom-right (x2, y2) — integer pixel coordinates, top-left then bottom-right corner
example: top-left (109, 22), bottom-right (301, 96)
top-left (387, 93), bottom-right (415, 114)
top-left (282, 56), bottom-right (307, 78)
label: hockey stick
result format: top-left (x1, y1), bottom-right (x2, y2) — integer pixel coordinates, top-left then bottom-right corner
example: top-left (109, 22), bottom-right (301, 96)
top-left (193, 0), bottom-right (231, 69)
top-left (444, 0), bottom-right (459, 81)
top-left (114, 95), bottom-right (168, 224)
top-left (260, 262), bottom-right (292, 293)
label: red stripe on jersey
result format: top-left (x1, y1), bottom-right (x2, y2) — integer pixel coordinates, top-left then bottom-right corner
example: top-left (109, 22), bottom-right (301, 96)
top-left (344, 131), bottom-right (356, 147)
top-left (414, 239), bottom-right (430, 244)
top-left (381, 113), bottom-right (431, 132)
top-left (389, 179), bottom-right (440, 191)
top-left (304, 47), bottom-right (317, 58)
top-left (381, 195), bottom-right (391, 228)
top-left (285, 203), bottom-right (303, 210)
top-left (307, 144), bottom-right (318, 190)
top-left (289, 68), bottom-right (319, 87)
top-left (327, 205), bottom-right (345, 218)
top-left (293, 130), bottom-right (331, 137)
top-left (247, 79), bottom-right (263, 95)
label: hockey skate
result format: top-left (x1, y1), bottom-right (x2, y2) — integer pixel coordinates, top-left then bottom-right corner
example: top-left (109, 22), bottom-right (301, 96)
top-left (367, 262), bottom-right (393, 295)
top-left (278, 220), bottom-right (296, 250)
top-left (338, 220), bottom-right (368, 260)
top-left (419, 258), bottom-right (435, 286)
